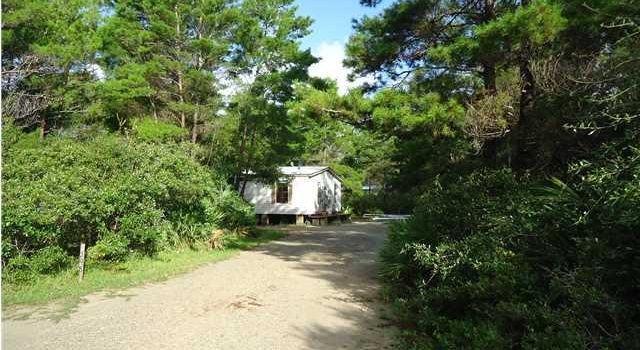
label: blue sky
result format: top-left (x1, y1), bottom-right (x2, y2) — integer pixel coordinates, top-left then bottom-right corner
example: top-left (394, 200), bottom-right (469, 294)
top-left (294, 0), bottom-right (387, 94)
top-left (295, 0), bottom-right (386, 51)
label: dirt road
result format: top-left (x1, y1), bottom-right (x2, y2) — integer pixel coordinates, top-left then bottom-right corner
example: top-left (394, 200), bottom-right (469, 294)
top-left (2, 222), bottom-right (395, 349)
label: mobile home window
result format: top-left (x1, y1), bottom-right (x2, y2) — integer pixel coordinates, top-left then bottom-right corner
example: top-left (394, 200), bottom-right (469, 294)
top-left (276, 182), bottom-right (289, 203)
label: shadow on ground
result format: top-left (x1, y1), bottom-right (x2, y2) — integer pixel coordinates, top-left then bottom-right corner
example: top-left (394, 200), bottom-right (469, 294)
top-left (253, 222), bottom-right (396, 349)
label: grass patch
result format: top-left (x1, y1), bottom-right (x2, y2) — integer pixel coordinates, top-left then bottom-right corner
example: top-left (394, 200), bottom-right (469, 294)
top-left (2, 229), bottom-right (286, 307)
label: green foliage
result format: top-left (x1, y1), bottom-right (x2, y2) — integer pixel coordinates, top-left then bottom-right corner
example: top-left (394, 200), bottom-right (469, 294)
top-left (345, 2), bottom-right (640, 346)
top-left (98, 0), bottom-right (315, 183)
top-left (87, 233), bottom-right (130, 263)
top-left (132, 118), bottom-right (188, 142)
top-left (380, 141), bottom-right (640, 348)
top-left (118, 205), bottom-right (171, 255)
top-left (349, 191), bottom-right (416, 215)
top-left (429, 0), bottom-right (567, 66)
top-left (4, 246), bottom-right (73, 283)
top-left (2, 133), bottom-right (254, 278)
top-left (4, 256), bottom-right (36, 283)
top-left (29, 246), bottom-right (73, 275)
top-left (2, 0), bottom-right (316, 284)
top-left (98, 0), bottom-right (236, 135)
top-left (202, 187), bottom-right (256, 230)
top-left (2, 0), bottom-right (102, 130)
top-left (93, 64), bottom-right (154, 129)
top-left (2, 2), bottom-right (639, 348)
top-left (289, 80), bottom-right (469, 213)
top-left (372, 90), bottom-right (465, 136)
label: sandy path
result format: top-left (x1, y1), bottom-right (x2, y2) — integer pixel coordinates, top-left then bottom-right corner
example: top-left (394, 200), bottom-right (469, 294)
top-left (2, 222), bottom-right (395, 350)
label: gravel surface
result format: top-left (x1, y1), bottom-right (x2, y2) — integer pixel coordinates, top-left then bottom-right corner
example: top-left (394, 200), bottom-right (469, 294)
top-left (2, 222), bottom-right (395, 350)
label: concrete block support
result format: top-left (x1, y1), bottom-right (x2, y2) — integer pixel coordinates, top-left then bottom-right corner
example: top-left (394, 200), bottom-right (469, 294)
top-left (296, 215), bottom-right (305, 225)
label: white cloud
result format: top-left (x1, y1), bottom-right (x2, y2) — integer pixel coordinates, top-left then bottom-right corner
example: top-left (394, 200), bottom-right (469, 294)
top-left (218, 70), bottom-right (255, 100)
top-left (308, 41), bottom-right (374, 95)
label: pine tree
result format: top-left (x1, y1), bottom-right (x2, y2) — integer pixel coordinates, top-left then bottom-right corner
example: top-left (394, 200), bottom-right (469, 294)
top-left (99, 0), bottom-right (237, 139)
top-left (2, 0), bottom-right (101, 137)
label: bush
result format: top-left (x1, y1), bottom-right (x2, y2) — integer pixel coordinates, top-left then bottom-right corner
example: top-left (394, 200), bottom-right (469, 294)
top-left (202, 187), bottom-right (256, 230)
top-left (381, 144), bottom-right (640, 349)
top-left (4, 256), bottom-right (36, 283)
top-left (2, 247), bottom-right (73, 283)
top-left (87, 233), bottom-right (130, 263)
top-left (132, 118), bottom-right (188, 142)
top-left (2, 134), bottom-right (254, 279)
top-left (29, 246), bottom-right (73, 274)
top-left (118, 204), bottom-right (171, 255)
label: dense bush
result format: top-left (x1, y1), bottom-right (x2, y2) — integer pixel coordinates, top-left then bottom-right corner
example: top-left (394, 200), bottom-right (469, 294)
top-left (87, 233), bottom-right (130, 263)
top-left (2, 132), bottom-right (254, 280)
top-left (4, 246), bottom-right (73, 282)
top-left (132, 118), bottom-right (188, 142)
top-left (381, 142), bottom-right (640, 349)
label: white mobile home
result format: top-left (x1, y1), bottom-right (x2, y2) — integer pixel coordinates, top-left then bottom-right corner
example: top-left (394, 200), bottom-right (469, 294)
top-left (242, 166), bottom-right (344, 225)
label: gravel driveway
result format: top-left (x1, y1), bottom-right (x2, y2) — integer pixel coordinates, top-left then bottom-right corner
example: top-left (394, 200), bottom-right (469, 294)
top-left (2, 222), bottom-right (395, 350)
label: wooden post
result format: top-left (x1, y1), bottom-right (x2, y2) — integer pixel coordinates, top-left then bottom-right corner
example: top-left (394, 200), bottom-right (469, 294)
top-left (78, 241), bottom-right (86, 282)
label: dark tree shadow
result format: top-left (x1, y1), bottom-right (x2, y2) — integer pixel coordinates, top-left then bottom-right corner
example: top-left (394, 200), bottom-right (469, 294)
top-left (253, 222), bottom-right (397, 349)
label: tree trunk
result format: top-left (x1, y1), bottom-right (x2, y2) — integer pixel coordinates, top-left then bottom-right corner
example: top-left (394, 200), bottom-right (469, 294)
top-left (191, 111), bottom-right (198, 143)
top-left (511, 0), bottom-right (536, 169)
top-left (177, 72), bottom-right (186, 129)
top-left (190, 15), bottom-right (204, 145)
top-left (481, 61), bottom-right (496, 92)
top-left (511, 55), bottom-right (536, 169)
top-left (481, 0), bottom-right (497, 92)
top-left (175, 5), bottom-right (187, 131)
top-left (197, 16), bottom-right (204, 69)
top-left (233, 124), bottom-right (248, 189)
top-left (240, 179), bottom-right (248, 197)
top-left (239, 128), bottom-right (257, 196)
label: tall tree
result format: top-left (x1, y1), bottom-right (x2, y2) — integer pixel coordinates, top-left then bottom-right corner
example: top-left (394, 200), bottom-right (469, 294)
top-left (289, 77), bottom-right (467, 207)
top-left (2, 0), bottom-right (101, 138)
top-left (100, 0), bottom-right (315, 190)
top-left (99, 0), bottom-right (237, 139)
top-left (346, 0), bottom-right (567, 168)
top-left (222, 0), bottom-right (315, 192)
top-left (346, 0), bottom-right (520, 92)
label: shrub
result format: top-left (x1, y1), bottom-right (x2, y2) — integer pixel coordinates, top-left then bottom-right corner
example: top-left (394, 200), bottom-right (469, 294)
top-left (132, 118), bottom-right (188, 142)
top-left (29, 246), bottom-right (73, 274)
top-left (349, 191), bottom-right (416, 215)
top-left (202, 187), bottom-right (255, 230)
top-left (87, 233), bottom-right (130, 263)
top-left (4, 255), bottom-right (36, 283)
top-left (2, 247), bottom-right (72, 283)
top-left (118, 204), bottom-right (171, 255)
top-left (381, 143), bottom-right (640, 348)
top-left (2, 134), bottom-right (254, 279)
